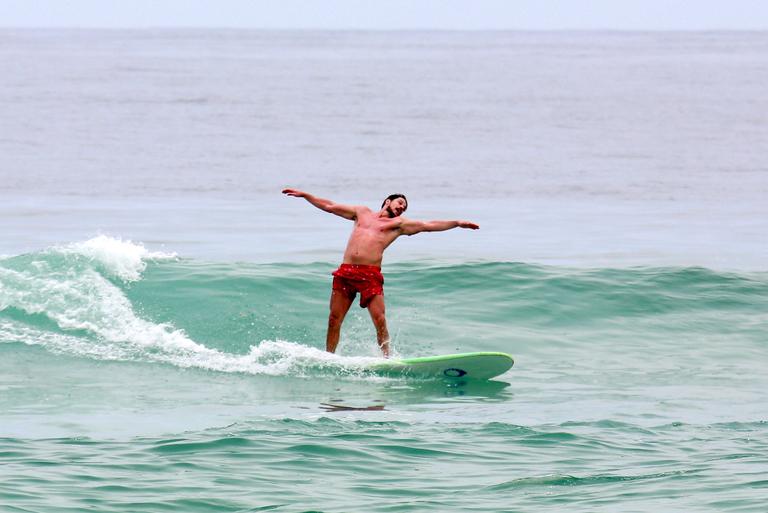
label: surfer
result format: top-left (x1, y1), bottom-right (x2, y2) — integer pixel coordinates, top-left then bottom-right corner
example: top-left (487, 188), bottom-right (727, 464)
top-left (282, 188), bottom-right (479, 357)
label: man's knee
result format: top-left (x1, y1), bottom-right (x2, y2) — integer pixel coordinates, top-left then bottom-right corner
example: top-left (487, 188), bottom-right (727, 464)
top-left (369, 309), bottom-right (386, 327)
top-left (328, 310), bottom-right (345, 328)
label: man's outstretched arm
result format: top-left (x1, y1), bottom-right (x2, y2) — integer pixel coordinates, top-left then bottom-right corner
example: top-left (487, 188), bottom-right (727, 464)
top-left (282, 188), bottom-right (357, 220)
top-left (400, 219), bottom-right (479, 236)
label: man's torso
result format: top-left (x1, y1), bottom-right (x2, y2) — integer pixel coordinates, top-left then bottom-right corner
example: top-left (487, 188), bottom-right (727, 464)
top-left (341, 208), bottom-right (403, 266)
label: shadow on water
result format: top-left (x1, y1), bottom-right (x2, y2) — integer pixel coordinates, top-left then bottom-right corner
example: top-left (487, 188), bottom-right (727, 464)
top-left (315, 378), bottom-right (512, 412)
top-left (320, 403), bottom-right (387, 412)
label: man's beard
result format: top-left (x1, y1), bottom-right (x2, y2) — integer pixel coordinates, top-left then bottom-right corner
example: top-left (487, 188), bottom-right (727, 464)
top-left (387, 206), bottom-right (396, 218)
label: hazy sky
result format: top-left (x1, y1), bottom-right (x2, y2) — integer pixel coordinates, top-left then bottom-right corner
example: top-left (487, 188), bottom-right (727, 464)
top-left (1, 0), bottom-right (767, 30)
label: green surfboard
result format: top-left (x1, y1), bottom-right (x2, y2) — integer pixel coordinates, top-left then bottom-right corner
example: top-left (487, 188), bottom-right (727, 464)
top-left (370, 352), bottom-right (514, 380)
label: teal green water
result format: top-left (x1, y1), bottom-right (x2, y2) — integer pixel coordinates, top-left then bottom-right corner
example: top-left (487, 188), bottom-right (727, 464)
top-left (3, 28), bottom-right (767, 513)
top-left (1, 239), bottom-right (767, 512)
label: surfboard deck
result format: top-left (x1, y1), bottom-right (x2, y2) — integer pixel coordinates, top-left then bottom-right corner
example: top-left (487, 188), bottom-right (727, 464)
top-left (369, 351), bottom-right (514, 380)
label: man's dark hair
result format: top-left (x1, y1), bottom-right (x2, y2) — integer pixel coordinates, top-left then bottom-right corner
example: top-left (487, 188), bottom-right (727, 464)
top-left (382, 193), bottom-right (408, 210)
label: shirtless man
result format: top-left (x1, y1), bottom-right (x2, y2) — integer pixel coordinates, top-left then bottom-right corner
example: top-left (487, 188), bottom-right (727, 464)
top-left (282, 188), bottom-right (479, 357)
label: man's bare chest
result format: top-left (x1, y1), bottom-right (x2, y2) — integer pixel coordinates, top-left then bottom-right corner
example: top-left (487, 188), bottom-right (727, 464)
top-left (354, 217), bottom-right (400, 238)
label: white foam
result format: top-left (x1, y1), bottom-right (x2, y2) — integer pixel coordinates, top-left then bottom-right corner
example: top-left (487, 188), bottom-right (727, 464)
top-left (1, 267), bottom-right (387, 379)
top-left (1, 262), bottom-right (204, 348)
top-left (1, 312), bottom-right (389, 380)
top-left (0, 320), bottom-right (137, 361)
top-left (128, 338), bottom-right (386, 379)
top-left (1, 238), bottom-right (389, 380)
top-left (63, 235), bottom-right (177, 282)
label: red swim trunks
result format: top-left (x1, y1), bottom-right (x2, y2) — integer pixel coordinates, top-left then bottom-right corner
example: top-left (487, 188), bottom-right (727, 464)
top-left (332, 264), bottom-right (384, 308)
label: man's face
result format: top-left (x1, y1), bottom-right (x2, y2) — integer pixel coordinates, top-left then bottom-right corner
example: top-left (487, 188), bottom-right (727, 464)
top-left (386, 197), bottom-right (407, 218)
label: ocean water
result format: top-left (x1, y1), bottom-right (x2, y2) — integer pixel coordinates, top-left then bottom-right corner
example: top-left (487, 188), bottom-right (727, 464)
top-left (1, 29), bottom-right (767, 512)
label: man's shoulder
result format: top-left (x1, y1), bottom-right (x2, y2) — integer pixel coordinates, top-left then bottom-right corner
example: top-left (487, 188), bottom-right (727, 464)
top-left (354, 205), bottom-right (374, 216)
top-left (390, 216), bottom-right (412, 233)
top-left (398, 216), bottom-right (426, 235)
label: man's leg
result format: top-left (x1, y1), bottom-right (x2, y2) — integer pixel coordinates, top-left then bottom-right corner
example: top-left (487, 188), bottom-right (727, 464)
top-left (366, 295), bottom-right (390, 358)
top-left (327, 289), bottom-right (354, 353)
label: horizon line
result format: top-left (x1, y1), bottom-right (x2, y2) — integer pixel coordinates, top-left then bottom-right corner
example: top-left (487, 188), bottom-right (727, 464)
top-left (2, 26), bottom-right (767, 32)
